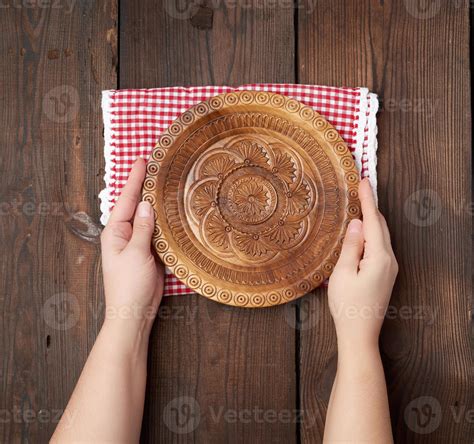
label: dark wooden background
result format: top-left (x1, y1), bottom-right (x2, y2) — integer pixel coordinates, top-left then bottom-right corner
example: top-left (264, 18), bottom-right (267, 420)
top-left (0, 0), bottom-right (472, 442)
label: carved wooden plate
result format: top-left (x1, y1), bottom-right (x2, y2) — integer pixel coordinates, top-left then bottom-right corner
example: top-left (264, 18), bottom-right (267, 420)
top-left (143, 91), bottom-right (361, 307)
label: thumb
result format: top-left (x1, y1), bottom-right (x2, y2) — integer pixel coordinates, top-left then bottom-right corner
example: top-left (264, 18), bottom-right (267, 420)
top-left (336, 219), bottom-right (364, 272)
top-left (130, 201), bottom-right (155, 251)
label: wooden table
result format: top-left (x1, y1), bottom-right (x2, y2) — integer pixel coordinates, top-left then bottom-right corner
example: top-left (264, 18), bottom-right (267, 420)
top-left (1, 1), bottom-right (472, 442)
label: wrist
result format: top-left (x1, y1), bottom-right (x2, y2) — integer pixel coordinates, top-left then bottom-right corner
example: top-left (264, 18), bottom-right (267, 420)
top-left (336, 334), bottom-right (380, 359)
top-left (335, 338), bottom-right (384, 387)
top-left (101, 317), bottom-right (151, 360)
top-left (104, 300), bottom-right (157, 333)
top-left (336, 336), bottom-right (381, 374)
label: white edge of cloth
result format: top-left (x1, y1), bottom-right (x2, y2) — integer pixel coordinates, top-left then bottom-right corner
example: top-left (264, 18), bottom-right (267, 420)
top-left (366, 92), bottom-right (379, 199)
top-left (99, 90), bottom-right (115, 226)
top-left (353, 87), bottom-right (368, 175)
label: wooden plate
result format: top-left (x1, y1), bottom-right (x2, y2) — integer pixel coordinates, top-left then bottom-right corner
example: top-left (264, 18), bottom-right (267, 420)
top-left (142, 91), bottom-right (360, 307)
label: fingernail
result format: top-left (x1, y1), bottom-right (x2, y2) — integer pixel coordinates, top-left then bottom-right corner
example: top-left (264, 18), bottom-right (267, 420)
top-left (137, 201), bottom-right (151, 217)
top-left (348, 219), bottom-right (362, 233)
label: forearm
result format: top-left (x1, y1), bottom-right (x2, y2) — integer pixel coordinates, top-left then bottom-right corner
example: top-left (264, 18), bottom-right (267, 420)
top-left (324, 342), bottom-right (393, 444)
top-left (51, 319), bottom-right (149, 443)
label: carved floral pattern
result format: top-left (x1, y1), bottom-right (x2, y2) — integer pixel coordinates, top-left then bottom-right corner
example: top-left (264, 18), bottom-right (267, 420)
top-left (231, 177), bottom-right (270, 218)
top-left (187, 136), bottom-right (316, 262)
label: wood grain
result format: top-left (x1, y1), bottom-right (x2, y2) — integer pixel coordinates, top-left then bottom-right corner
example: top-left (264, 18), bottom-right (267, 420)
top-left (120, 1), bottom-right (298, 442)
top-left (0, 2), bottom-right (117, 442)
top-left (298, 1), bottom-right (472, 442)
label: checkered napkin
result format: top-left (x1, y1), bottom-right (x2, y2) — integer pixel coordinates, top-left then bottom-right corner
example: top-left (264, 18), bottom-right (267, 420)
top-left (100, 84), bottom-right (379, 297)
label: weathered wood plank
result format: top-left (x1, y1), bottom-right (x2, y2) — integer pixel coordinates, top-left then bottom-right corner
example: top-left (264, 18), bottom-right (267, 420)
top-left (0, 2), bottom-right (117, 442)
top-left (1, 1), bottom-right (471, 443)
top-left (298, 1), bottom-right (472, 443)
top-left (120, 1), bottom-right (297, 442)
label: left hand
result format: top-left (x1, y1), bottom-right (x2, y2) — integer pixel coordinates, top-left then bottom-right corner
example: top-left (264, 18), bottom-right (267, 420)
top-left (100, 158), bottom-right (164, 337)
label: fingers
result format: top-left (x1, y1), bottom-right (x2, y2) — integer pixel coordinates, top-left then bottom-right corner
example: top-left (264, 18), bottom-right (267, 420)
top-left (155, 256), bottom-right (165, 278)
top-left (336, 219), bottom-right (364, 272)
top-left (378, 213), bottom-right (392, 247)
top-left (359, 178), bottom-right (385, 248)
top-left (378, 212), bottom-right (397, 271)
top-left (108, 158), bottom-right (146, 224)
top-left (101, 220), bottom-right (133, 257)
top-left (129, 200), bottom-right (155, 251)
top-left (153, 258), bottom-right (166, 302)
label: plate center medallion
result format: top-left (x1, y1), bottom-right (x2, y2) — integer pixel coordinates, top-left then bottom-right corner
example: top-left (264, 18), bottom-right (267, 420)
top-left (219, 166), bottom-right (283, 230)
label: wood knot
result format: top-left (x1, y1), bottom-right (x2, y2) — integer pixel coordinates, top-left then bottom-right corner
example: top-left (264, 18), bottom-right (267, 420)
top-left (47, 49), bottom-right (60, 60)
top-left (190, 6), bottom-right (213, 30)
top-left (380, 318), bottom-right (411, 361)
top-left (66, 211), bottom-right (102, 244)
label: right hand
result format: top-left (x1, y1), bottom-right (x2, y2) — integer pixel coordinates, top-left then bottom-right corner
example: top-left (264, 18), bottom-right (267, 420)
top-left (328, 178), bottom-right (398, 350)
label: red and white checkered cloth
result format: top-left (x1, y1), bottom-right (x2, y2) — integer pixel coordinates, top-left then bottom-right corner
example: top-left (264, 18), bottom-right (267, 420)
top-left (100, 84), bottom-right (379, 297)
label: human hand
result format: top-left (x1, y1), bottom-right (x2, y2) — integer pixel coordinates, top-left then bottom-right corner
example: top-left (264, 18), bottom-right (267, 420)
top-left (100, 158), bottom-right (164, 339)
top-left (328, 178), bottom-right (398, 351)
